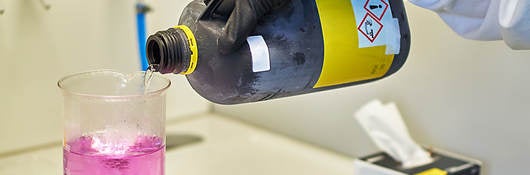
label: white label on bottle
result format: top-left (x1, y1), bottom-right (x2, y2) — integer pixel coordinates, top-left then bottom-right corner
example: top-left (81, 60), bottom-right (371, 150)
top-left (247, 35), bottom-right (271, 72)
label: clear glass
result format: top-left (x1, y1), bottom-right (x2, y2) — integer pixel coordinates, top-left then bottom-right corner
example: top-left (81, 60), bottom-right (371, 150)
top-left (58, 70), bottom-right (170, 175)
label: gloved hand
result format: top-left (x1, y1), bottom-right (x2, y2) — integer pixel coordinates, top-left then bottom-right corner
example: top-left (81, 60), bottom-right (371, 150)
top-left (217, 0), bottom-right (291, 55)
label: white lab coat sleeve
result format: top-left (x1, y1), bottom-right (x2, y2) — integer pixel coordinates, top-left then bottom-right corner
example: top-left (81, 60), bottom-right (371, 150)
top-left (498, 0), bottom-right (530, 50)
top-left (408, 0), bottom-right (530, 50)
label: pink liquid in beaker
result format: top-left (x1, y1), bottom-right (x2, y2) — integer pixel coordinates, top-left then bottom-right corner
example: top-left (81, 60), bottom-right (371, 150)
top-left (63, 136), bottom-right (164, 175)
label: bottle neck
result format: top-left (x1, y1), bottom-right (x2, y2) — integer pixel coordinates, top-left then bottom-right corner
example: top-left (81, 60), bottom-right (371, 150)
top-left (146, 26), bottom-right (197, 74)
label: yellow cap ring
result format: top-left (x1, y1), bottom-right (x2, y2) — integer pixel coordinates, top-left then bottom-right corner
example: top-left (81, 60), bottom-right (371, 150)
top-left (174, 25), bottom-right (198, 75)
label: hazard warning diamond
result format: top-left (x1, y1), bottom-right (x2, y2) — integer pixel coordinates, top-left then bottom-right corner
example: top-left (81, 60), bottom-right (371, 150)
top-left (364, 0), bottom-right (389, 20)
top-left (358, 13), bottom-right (383, 43)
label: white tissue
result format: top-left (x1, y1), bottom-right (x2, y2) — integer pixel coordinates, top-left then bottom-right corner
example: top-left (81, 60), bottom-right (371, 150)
top-left (354, 100), bottom-right (433, 168)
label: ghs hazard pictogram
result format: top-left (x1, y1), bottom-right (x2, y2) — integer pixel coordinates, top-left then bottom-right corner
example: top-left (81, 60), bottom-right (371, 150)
top-left (364, 0), bottom-right (389, 20)
top-left (357, 13), bottom-right (383, 43)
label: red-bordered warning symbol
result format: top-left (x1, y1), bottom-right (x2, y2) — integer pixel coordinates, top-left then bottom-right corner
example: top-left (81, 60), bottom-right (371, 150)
top-left (364, 0), bottom-right (389, 20)
top-left (358, 13), bottom-right (383, 42)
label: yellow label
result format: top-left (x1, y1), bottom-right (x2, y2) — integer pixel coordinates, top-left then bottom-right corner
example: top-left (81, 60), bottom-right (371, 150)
top-left (313, 0), bottom-right (394, 88)
top-left (416, 168), bottom-right (448, 175)
top-left (174, 25), bottom-right (199, 75)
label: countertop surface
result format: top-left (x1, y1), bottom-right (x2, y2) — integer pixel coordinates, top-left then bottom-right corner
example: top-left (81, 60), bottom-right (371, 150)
top-left (0, 114), bottom-right (354, 175)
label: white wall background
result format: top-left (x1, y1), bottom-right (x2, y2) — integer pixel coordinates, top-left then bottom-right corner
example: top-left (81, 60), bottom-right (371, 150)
top-left (215, 3), bottom-right (530, 175)
top-left (0, 0), bottom-right (207, 154)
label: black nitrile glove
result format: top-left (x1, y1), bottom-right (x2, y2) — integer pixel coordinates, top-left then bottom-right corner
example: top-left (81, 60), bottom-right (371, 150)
top-left (217, 0), bottom-right (291, 55)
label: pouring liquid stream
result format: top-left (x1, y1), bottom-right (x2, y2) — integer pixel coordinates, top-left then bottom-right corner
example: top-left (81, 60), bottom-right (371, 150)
top-left (144, 64), bottom-right (160, 93)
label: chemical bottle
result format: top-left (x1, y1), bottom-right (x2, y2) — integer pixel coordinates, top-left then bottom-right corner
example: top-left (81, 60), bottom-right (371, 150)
top-left (146, 0), bottom-right (410, 104)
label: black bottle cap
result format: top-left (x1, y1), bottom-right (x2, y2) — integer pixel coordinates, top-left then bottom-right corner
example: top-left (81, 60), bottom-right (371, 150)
top-left (146, 28), bottom-right (191, 74)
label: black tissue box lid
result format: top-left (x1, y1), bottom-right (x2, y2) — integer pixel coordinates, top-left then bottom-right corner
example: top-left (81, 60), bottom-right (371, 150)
top-left (359, 151), bottom-right (481, 175)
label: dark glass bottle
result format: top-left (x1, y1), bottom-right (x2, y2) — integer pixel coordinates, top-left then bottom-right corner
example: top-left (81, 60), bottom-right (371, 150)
top-left (147, 0), bottom-right (411, 104)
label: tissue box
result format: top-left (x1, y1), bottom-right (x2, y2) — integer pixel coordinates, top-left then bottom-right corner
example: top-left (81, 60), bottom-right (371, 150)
top-left (354, 148), bottom-right (482, 175)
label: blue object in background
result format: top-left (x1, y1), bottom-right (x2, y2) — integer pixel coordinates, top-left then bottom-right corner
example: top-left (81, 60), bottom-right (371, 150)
top-left (136, 3), bottom-right (150, 71)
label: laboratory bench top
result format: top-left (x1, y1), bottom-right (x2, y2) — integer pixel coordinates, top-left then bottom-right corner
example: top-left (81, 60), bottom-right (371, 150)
top-left (0, 114), bottom-right (354, 175)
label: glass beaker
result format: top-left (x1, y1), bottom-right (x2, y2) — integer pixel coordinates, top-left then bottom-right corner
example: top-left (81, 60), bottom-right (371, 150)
top-left (58, 70), bottom-right (170, 175)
